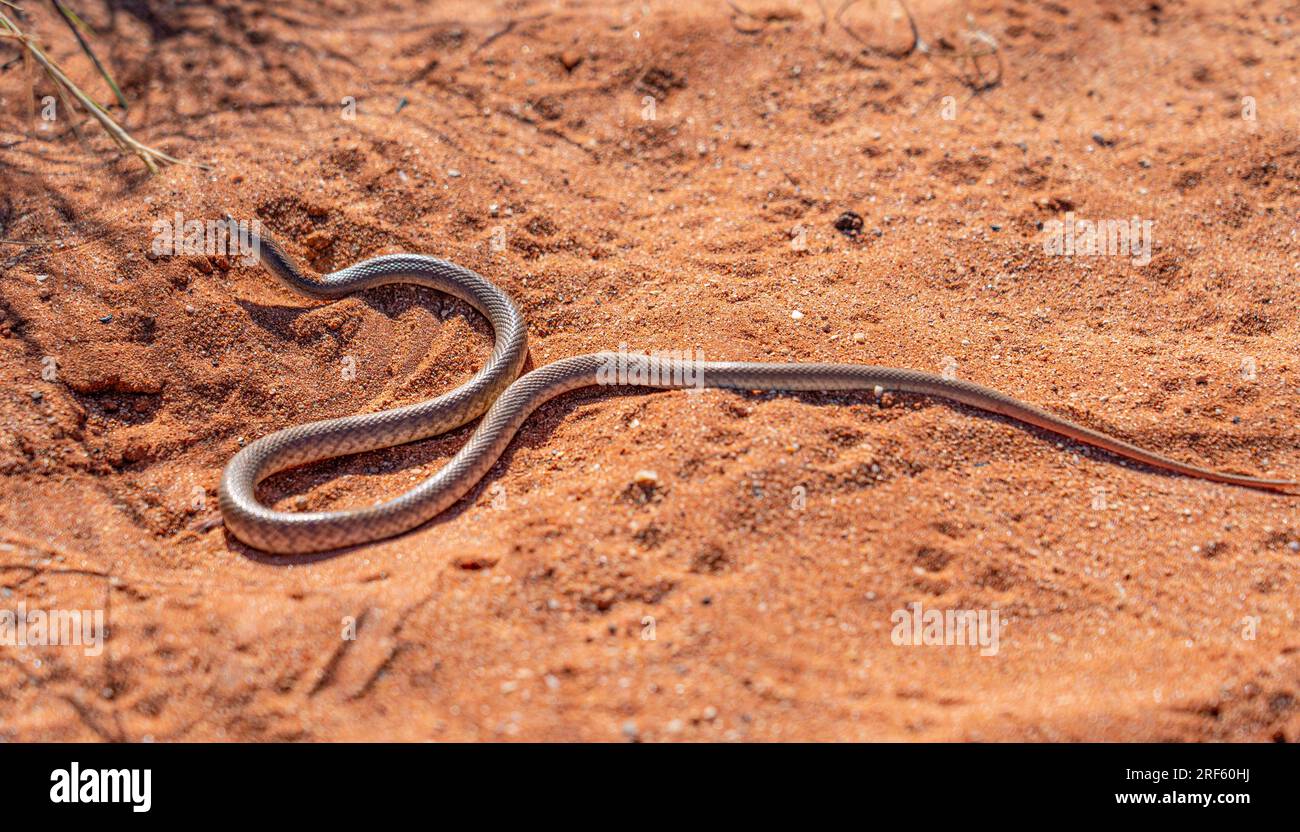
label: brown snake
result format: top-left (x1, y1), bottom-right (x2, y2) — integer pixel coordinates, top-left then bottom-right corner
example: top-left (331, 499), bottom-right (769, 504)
top-left (218, 225), bottom-right (1296, 553)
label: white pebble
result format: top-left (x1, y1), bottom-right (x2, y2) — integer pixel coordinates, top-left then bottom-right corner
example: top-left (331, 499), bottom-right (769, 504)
top-left (633, 469), bottom-right (660, 488)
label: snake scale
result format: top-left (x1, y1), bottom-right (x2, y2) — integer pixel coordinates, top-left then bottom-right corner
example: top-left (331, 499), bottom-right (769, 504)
top-left (218, 225), bottom-right (1296, 553)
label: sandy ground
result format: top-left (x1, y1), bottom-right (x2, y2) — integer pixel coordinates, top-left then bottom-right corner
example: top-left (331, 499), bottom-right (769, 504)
top-left (1, 0), bottom-right (1298, 741)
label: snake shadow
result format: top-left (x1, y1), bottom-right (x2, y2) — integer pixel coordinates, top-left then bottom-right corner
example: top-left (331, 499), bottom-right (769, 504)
top-left (234, 281), bottom-right (485, 338)
top-left (228, 384), bottom-right (1223, 566)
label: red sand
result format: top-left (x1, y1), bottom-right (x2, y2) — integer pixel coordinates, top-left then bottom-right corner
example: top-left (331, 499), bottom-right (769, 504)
top-left (1, 0), bottom-right (1298, 740)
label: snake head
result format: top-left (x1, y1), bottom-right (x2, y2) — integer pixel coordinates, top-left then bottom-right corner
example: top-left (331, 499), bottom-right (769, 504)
top-left (215, 212), bottom-right (265, 268)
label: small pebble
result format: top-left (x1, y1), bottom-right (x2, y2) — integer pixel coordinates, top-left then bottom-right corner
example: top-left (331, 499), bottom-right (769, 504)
top-left (633, 469), bottom-right (660, 488)
top-left (790, 310), bottom-right (804, 321)
top-left (834, 210), bottom-right (864, 238)
top-left (852, 332), bottom-right (866, 343)
top-left (98, 314), bottom-right (113, 324)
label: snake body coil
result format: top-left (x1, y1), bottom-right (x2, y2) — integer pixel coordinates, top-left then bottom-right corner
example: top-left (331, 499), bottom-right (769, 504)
top-left (219, 227), bottom-right (1296, 553)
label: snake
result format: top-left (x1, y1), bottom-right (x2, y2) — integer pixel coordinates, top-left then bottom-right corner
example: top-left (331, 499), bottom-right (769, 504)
top-left (218, 224), bottom-right (1297, 553)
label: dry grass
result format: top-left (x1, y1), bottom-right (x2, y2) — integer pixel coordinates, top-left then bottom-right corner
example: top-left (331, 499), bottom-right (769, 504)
top-left (0, 2), bottom-right (200, 172)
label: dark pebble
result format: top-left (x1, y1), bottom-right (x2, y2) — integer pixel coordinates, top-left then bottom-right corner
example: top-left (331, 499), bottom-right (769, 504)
top-left (834, 211), bottom-right (864, 239)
